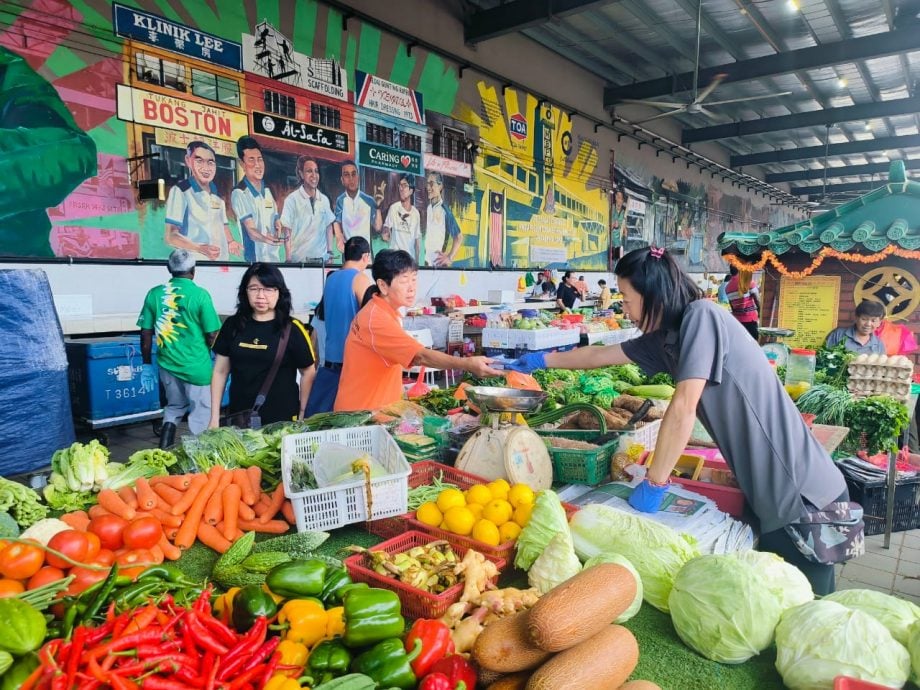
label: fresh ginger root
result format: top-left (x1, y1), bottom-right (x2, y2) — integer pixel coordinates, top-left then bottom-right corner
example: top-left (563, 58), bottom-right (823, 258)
top-left (476, 586), bottom-right (540, 615)
top-left (455, 549), bottom-right (499, 603)
top-left (451, 605), bottom-right (489, 653)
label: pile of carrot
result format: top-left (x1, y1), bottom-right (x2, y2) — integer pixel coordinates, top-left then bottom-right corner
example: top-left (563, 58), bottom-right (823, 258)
top-left (86, 467), bottom-right (295, 556)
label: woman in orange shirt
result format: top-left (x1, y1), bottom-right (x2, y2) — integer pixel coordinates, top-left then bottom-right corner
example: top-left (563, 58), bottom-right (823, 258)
top-left (335, 250), bottom-right (500, 411)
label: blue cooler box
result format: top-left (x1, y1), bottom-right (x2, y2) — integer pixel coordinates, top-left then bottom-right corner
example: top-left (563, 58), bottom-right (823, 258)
top-left (65, 336), bottom-right (160, 421)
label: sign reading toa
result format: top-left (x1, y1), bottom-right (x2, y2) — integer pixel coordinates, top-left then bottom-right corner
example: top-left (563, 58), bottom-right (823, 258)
top-left (358, 141), bottom-right (421, 175)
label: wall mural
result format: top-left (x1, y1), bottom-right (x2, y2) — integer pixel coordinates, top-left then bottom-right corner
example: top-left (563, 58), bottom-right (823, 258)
top-left (1, 0), bottom-right (792, 272)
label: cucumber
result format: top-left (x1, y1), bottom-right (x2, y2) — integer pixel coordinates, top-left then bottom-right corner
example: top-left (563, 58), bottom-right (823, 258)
top-left (240, 552), bottom-right (291, 573)
top-left (314, 674), bottom-right (377, 690)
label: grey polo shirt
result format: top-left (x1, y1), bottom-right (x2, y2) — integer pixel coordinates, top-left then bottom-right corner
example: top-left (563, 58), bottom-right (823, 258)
top-left (825, 326), bottom-right (886, 355)
top-left (622, 300), bottom-right (846, 533)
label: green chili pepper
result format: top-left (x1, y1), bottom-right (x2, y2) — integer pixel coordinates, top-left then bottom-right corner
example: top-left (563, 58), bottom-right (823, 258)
top-left (265, 559), bottom-right (327, 599)
top-left (114, 579), bottom-right (164, 608)
top-left (76, 574), bottom-right (132, 605)
top-left (137, 564), bottom-right (200, 587)
top-left (320, 567), bottom-right (353, 606)
top-left (307, 638), bottom-right (352, 684)
top-left (342, 588), bottom-right (405, 648)
top-left (80, 565), bottom-right (122, 625)
top-left (350, 638), bottom-right (421, 689)
top-left (60, 601), bottom-right (78, 640)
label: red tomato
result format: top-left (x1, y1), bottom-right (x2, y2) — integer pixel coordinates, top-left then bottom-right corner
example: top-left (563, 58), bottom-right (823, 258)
top-left (27, 566), bottom-right (66, 591)
top-left (115, 549), bottom-right (155, 580)
top-left (46, 531), bottom-right (91, 570)
top-left (92, 549), bottom-right (116, 567)
top-left (66, 566), bottom-right (109, 596)
top-left (0, 542), bottom-right (44, 580)
top-left (122, 517), bottom-right (163, 551)
top-left (83, 532), bottom-right (101, 561)
top-left (88, 515), bottom-right (128, 551)
top-left (0, 579), bottom-right (24, 597)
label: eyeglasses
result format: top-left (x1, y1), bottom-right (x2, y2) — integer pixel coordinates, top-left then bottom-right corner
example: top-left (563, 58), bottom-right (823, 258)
top-left (246, 286), bottom-right (279, 295)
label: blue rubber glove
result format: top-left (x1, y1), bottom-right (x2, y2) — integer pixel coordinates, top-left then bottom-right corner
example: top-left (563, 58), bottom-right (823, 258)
top-left (139, 363), bottom-right (158, 394)
top-left (505, 351), bottom-right (547, 374)
top-left (628, 479), bottom-right (669, 513)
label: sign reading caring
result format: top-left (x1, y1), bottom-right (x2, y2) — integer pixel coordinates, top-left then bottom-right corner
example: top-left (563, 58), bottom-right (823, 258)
top-left (252, 111), bottom-right (349, 152)
top-left (116, 84), bottom-right (249, 141)
top-left (112, 3), bottom-right (243, 71)
top-left (355, 71), bottom-right (425, 124)
top-left (358, 141), bottom-right (422, 175)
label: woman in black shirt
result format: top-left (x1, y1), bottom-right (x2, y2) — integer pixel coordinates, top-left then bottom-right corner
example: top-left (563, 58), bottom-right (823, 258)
top-left (209, 263), bottom-right (316, 427)
top-left (555, 271), bottom-right (579, 310)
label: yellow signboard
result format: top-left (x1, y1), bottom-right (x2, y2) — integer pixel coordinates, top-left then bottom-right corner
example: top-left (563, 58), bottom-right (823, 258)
top-left (778, 275), bottom-right (841, 349)
top-left (116, 84), bottom-right (248, 141)
top-left (154, 129), bottom-right (235, 157)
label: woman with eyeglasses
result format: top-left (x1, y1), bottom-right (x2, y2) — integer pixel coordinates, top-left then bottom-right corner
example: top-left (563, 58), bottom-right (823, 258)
top-left (209, 263), bottom-right (316, 428)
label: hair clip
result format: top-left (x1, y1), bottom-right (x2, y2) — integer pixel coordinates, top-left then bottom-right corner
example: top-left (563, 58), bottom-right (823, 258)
top-left (649, 246), bottom-right (665, 260)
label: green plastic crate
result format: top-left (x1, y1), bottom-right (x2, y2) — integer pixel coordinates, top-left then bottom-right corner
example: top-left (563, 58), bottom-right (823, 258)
top-left (535, 429), bottom-right (622, 485)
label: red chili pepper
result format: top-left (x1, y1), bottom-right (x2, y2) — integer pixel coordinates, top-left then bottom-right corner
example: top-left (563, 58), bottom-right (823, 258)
top-left (186, 613), bottom-right (229, 655)
top-left (405, 619), bottom-right (455, 677)
top-left (109, 674), bottom-right (140, 690)
top-left (84, 621), bottom-right (115, 647)
top-left (193, 587), bottom-right (212, 614)
top-left (65, 627), bottom-right (87, 690)
top-left (141, 678), bottom-right (191, 690)
top-left (17, 665), bottom-right (44, 690)
top-left (424, 654), bottom-right (478, 690)
top-left (83, 629), bottom-right (163, 663)
top-left (238, 637), bottom-right (279, 675)
top-left (200, 612), bottom-right (237, 646)
top-left (182, 624), bottom-right (200, 664)
top-left (51, 674), bottom-right (68, 690)
top-left (257, 651), bottom-right (281, 689)
top-left (134, 641), bottom-right (182, 658)
top-left (205, 654), bottom-right (220, 690)
top-left (226, 665), bottom-right (263, 690)
top-left (76, 679), bottom-right (102, 690)
top-left (87, 655), bottom-right (108, 683)
top-left (174, 665), bottom-right (206, 688)
top-left (216, 618), bottom-right (267, 681)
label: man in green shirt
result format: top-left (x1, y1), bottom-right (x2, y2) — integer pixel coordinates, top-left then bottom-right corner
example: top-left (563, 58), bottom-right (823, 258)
top-left (138, 249), bottom-right (221, 448)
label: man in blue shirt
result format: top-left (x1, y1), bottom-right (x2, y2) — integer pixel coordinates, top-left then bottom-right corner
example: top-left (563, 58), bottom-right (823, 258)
top-left (824, 300), bottom-right (887, 355)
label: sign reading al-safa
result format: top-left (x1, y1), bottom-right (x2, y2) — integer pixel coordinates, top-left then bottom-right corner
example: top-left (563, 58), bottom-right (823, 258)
top-left (113, 3), bottom-right (242, 71)
top-left (253, 112), bottom-right (349, 153)
top-left (358, 141), bottom-right (421, 175)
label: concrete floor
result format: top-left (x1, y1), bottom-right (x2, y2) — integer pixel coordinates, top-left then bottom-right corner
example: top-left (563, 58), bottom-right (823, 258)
top-left (91, 420), bottom-right (920, 603)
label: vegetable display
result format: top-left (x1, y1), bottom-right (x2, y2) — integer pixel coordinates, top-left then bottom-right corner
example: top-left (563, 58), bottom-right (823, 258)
top-left (0, 478), bottom-right (47, 528)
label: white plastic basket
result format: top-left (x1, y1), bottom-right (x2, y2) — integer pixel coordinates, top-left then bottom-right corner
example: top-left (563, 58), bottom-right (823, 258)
top-left (281, 426), bottom-right (411, 531)
top-left (616, 418), bottom-right (662, 453)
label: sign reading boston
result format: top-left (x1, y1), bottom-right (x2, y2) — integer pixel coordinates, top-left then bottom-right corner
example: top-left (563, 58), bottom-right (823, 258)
top-left (252, 112), bottom-right (349, 152)
top-left (358, 142), bottom-right (421, 175)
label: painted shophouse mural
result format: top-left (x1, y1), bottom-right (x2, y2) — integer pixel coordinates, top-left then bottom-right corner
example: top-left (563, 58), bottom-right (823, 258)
top-left (0, 0), bottom-right (793, 272)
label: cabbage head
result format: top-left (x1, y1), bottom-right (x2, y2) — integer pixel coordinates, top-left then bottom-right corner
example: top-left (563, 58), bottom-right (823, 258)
top-left (569, 503), bottom-right (698, 612)
top-left (514, 490), bottom-right (570, 571)
top-left (907, 618), bottom-right (920, 681)
top-left (528, 532), bottom-right (581, 594)
top-left (583, 553), bottom-right (642, 622)
top-left (775, 600), bottom-right (910, 690)
top-left (824, 589), bottom-right (920, 647)
top-left (736, 550), bottom-right (813, 612)
top-left (668, 554), bottom-right (782, 664)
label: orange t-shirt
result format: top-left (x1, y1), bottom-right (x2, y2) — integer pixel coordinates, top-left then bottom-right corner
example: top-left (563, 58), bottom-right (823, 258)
top-left (334, 295), bottom-right (425, 411)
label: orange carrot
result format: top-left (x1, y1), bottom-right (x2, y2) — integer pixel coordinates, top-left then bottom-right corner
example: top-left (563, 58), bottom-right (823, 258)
top-left (196, 523), bottom-right (231, 553)
top-left (237, 502), bottom-right (256, 521)
top-left (136, 509), bottom-right (182, 528)
top-left (87, 505), bottom-right (112, 520)
top-left (148, 544), bottom-right (165, 564)
top-left (234, 469), bottom-right (257, 506)
top-left (153, 484), bottom-right (184, 506)
top-left (151, 475), bottom-right (192, 490)
top-left (134, 478), bottom-right (157, 511)
top-left (173, 472), bottom-right (221, 549)
top-left (158, 534), bottom-right (181, 561)
top-left (259, 484), bottom-right (286, 524)
top-left (236, 518), bottom-right (289, 534)
top-left (221, 484), bottom-right (242, 541)
top-left (61, 511), bottom-right (90, 531)
top-left (117, 487), bottom-right (139, 510)
top-left (254, 494), bottom-right (273, 517)
top-left (97, 489), bottom-right (136, 520)
top-left (203, 472), bottom-right (233, 525)
top-left (245, 466), bottom-right (262, 497)
top-left (165, 526), bottom-right (179, 541)
top-left (281, 501), bottom-right (296, 525)
top-left (170, 475), bottom-right (208, 517)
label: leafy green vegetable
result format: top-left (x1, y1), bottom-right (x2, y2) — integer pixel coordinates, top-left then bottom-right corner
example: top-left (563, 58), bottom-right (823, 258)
top-left (648, 372), bottom-right (675, 387)
top-left (815, 343), bottom-right (855, 389)
top-left (795, 384), bottom-right (852, 426)
top-left (735, 551), bottom-right (813, 612)
top-left (668, 554), bottom-right (783, 664)
top-left (527, 532), bottom-right (581, 594)
top-left (583, 553), bottom-right (643, 623)
top-left (102, 449), bottom-right (176, 490)
top-left (844, 395), bottom-right (911, 454)
top-left (0, 479), bottom-right (47, 528)
top-left (414, 388), bottom-right (461, 416)
top-left (514, 490), bottom-right (571, 571)
top-left (825, 589), bottom-right (920, 647)
top-left (50, 440), bottom-right (110, 493)
top-left (0, 513), bottom-right (19, 540)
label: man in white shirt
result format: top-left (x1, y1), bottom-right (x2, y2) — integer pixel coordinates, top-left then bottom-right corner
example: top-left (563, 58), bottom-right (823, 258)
top-left (230, 136), bottom-right (284, 263)
top-left (334, 160), bottom-right (382, 247)
top-left (165, 141), bottom-right (242, 261)
top-left (423, 172), bottom-right (462, 267)
top-left (281, 155), bottom-right (336, 262)
top-left (382, 173), bottom-right (420, 261)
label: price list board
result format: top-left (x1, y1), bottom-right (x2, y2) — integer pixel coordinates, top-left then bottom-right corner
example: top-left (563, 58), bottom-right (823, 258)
top-left (777, 275), bottom-right (841, 349)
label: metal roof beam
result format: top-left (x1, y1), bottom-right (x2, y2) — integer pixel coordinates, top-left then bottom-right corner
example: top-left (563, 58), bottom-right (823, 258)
top-left (766, 159), bottom-right (920, 183)
top-left (465, 0), bottom-right (617, 44)
top-left (604, 28), bottom-right (920, 104)
top-left (682, 97), bottom-right (920, 143)
top-left (732, 134), bottom-right (920, 166)
top-left (793, 181), bottom-right (886, 196)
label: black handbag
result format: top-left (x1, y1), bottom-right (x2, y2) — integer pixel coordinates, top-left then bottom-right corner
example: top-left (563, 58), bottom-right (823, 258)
top-left (783, 500), bottom-right (866, 565)
top-left (220, 322), bottom-right (291, 430)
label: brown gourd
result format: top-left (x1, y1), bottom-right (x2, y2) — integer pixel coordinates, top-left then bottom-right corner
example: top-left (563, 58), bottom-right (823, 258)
top-left (472, 610), bottom-right (553, 673)
top-left (619, 681), bottom-right (662, 690)
top-left (527, 562), bottom-right (637, 652)
top-left (526, 625), bottom-right (639, 690)
top-left (487, 672), bottom-right (531, 690)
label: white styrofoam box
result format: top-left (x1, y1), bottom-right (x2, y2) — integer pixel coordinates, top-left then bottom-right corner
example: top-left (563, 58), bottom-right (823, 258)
top-left (585, 328), bottom-right (640, 345)
top-left (488, 290), bottom-right (519, 304)
top-left (616, 418), bottom-right (662, 453)
top-left (482, 327), bottom-right (581, 351)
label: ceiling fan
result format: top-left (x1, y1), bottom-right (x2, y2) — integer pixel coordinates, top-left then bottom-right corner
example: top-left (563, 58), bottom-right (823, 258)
top-left (617, 0), bottom-right (792, 124)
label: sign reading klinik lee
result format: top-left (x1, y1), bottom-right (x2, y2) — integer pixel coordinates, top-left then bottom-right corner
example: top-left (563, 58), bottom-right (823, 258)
top-left (252, 111), bottom-right (349, 153)
top-left (355, 71), bottom-right (425, 124)
top-left (358, 142), bottom-right (422, 175)
top-left (113, 3), bottom-right (243, 71)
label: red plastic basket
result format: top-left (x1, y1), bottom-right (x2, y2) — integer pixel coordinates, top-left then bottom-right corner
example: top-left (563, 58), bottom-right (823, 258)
top-left (344, 530), bottom-right (505, 620)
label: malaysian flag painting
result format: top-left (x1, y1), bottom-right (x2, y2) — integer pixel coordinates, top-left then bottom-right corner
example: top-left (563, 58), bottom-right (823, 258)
top-left (489, 191), bottom-right (504, 267)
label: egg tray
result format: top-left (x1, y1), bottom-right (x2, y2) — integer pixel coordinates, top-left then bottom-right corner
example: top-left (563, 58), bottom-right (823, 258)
top-left (847, 355), bottom-right (915, 401)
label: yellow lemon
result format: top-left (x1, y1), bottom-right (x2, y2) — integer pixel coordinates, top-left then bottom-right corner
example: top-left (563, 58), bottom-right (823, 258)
top-left (487, 479), bottom-right (511, 499)
top-left (499, 521), bottom-right (522, 543)
top-left (471, 519), bottom-right (501, 546)
top-left (466, 503), bottom-right (484, 521)
top-left (439, 521), bottom-right (447, 530)
top-left (443, 506), bottom-right (476, 535)
top-left (436, 488), bottom-right (466, 513)
top-left (513, 503), bottom-right (533, 527)
top-left (415, 501), bottom-right (442, 527)
top-left (482, 499), bottom-right (513, 526)
top-left (507, 483), bottom-right (535, 508)
top-left (465, 484), bottom-right (493, 506)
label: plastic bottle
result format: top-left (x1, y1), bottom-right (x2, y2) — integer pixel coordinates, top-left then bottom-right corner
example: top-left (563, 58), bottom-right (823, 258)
top-left (784, 348), bottom-right (816, 400)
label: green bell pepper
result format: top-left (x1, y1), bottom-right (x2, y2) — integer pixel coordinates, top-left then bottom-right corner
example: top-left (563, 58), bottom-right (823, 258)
top-left (342, 587), bottom-right (405, 648)
top-left (307, 638), bottom-right (352, 684)
top-left (320, 566), bottom-right (353, 606)
top-left (0, 598), bottom-right (46, 656)
top-left (231, 584), bottom-right (278, 632)
top-left (265, 559), bottom-right (327, 599)
top-left (350, 638), bottom-right (421, 689)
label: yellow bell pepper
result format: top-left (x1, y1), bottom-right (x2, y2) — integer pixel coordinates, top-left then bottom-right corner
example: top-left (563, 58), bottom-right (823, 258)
top-left (276, 639), bottom-right (309, 677)
top-left (264, 674), bottom-right (302, 690)
top-left (213, 587), bottom-right (240, 622)
top-left (278, 599), bottom-right (328, 648)
top-left (325, 606), bottom-right (345, 639)
top-left (262, 583), bottom-right (285, 604)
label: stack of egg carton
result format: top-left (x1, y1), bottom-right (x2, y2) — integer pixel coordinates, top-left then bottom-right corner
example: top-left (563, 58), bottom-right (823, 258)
top-left (847, 353), bottom-right (914, 402)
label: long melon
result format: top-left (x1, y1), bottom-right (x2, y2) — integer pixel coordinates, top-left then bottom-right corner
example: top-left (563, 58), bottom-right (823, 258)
top-left (473, 610), bottom-right (553, 673)
top-left (619, 682), bottom-right (662, 690)
top-left (527, 562), bottom-right (637, 652)
top-left (526, 625), bottom-right (639, 690)
top-left (486, 673), bottom-right (530, 690)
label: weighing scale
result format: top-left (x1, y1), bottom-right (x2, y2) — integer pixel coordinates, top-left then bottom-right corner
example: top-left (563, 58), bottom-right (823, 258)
top-left (759, 327), bottom-right (795, 367)
top-left (455, 387), bottom-right (554, 490)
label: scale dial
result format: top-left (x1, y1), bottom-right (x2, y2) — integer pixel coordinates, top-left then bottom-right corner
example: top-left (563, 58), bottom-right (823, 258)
top-left (761, 342), bottom-right (789, 367)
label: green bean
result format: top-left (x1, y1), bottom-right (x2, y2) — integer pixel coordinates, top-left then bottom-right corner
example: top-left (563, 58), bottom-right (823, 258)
top-left (406, 471), bottom-right (460, 510)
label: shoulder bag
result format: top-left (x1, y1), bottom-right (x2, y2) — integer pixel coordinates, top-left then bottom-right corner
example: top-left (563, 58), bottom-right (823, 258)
top-left (220, 321), bottom-right (291, 430)
top-left (783, 500), bottom-right (865, 565)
